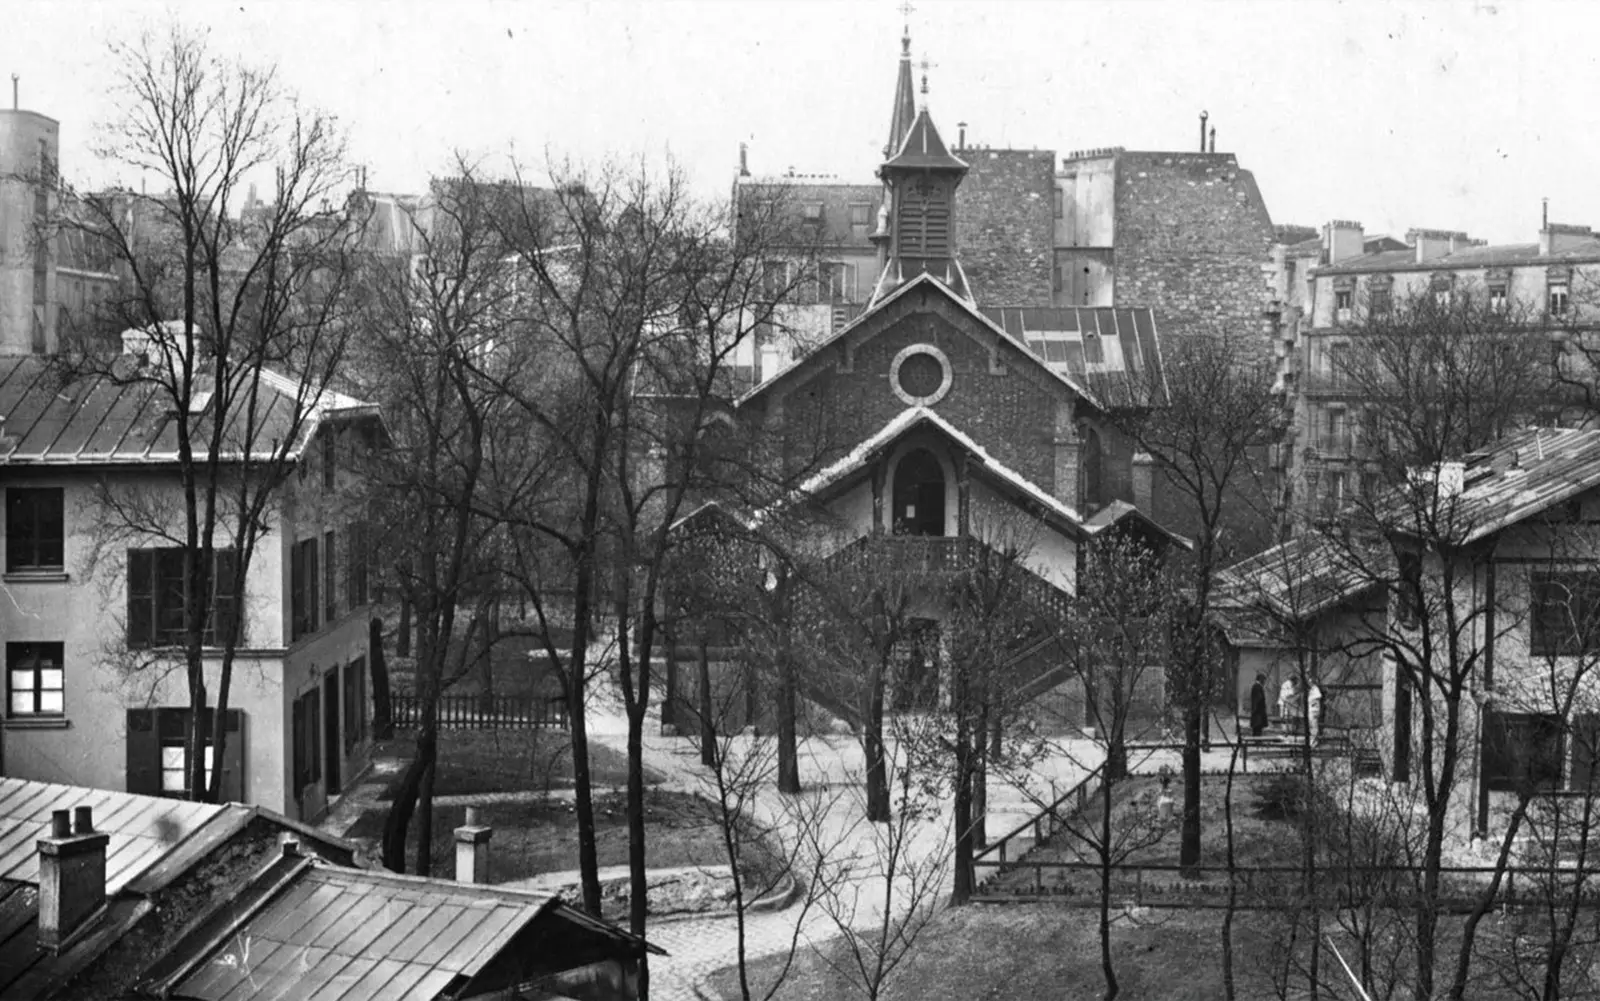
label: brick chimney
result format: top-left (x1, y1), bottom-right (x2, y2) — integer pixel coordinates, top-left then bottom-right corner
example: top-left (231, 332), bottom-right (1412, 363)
top-left (1322, 221), bottom-right (1364, 265)
top-left (38, 806), bottom-right (110, 951)
top-left (1132, 452), bottom-right (1155, 514)
top-left (455, 806), bottom-right (492, 884)
top-left (1541, 223), bottom-right (1594, 256)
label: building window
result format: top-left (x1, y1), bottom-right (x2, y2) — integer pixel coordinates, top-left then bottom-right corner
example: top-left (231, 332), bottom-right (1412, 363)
top-left (344, 657), bottom-right (367, 752)
top-left (323, 530), bottom-right (337, 625)
top-left (1053, 187), bottom-right (1064, 220)
top-left (292, 687), bottom-right (322, 797)
top-left (1334, 289), bottom-right (1353, 323)
top-left (849, 202), bottom-right (872, 238)
top-left (889, 344), bottom-right (953, 407)
top-left (1369, 287), bottom-right (1392, 316)
top-left (760, 261), bottom-right (788, 302)
top-left (1489, 283), bottom-right (1509, 313)
top-left (125, 707), bottom-right (242, 800)
top-left (802, 202), bottom-right (823, 222)
top-left (291, 537), bottom-right (321, 641)
top-left (819, 262), bottom-right (855, 303)
top-left (1327, 342), bottom-right (1351, 388)
top-left (1396, 550), bottom-right (1424, 629)
top-left (6, 488), bottom-right (64, 573)
top-left (1530, 570), bottom-right (1600, 657)
top-left (1550, 283), bottom-right (1571, 316)
top-left (127, 549), bottom-right (240, 649)
top-left (346, 521), bottom-right (369, 608)
top-left (8, 642), bottom-right (63, 717)
top-left (1483, 710), bottom-right (1565, 793)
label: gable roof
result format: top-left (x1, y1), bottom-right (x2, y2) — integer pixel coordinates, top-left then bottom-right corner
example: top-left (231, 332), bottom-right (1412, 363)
top-left (0, 353), bottom-right (377, 466)
top-left (1215, 532), bottom-right (1387, 626)
top-left (0, 778), bottom-right (357, 999)
top-left (1381, 427), bottom-right (1600, 545)
top-left (736, 271), bottom-right (1104, 410)
top-left (146, 856), bottom-right (662, 1001)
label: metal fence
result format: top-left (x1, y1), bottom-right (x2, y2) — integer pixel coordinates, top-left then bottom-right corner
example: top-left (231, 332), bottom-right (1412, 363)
top-left (390, 692), bottom-right (569, 730)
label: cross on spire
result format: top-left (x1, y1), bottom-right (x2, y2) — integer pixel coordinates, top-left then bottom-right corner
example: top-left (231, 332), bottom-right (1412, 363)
top-left (919, 56), bottom-right (937, 103)
top-left (899, 1), bottom-right (914, 52)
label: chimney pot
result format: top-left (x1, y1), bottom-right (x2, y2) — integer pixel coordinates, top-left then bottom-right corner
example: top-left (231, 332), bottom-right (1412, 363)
top-left (38, 806), bottom-right (111, 952)
top-left (455, 809), bottom-right (493, 884)
top-left (281, 833), bottom-right (301, 858)
top-left (1199, 110), bottom-right (1208, 152)
top-left (73, 807), bottom-right (93, 835)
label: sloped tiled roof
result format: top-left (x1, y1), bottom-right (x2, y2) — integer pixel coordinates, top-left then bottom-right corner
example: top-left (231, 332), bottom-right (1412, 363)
top-left (0, 353), bottom-right (375, 465)
top-left (980, 306), bottom-right (1166, 409)
top-left (1215, 532), bottom-right (1388, 625)
top-left (157, 859), bottom-right (661, 1001)
top-left (1383, 427), bottom-right (1600, 545)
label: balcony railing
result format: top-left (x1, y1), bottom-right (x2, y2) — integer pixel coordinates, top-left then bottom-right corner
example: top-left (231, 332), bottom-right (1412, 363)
top-left (826, 534), bottom-right (1073, 624)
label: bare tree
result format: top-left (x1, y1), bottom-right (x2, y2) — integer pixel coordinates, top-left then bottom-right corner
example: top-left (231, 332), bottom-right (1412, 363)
top-left (59, 23), bottom-right (361, 802)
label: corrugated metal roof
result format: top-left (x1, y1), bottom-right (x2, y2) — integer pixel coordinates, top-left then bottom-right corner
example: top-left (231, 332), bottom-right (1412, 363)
top-left (978, 306), bottom-right (1166, 408)
top-left (0, 355), bottom-right (375, 466)
top-left (0, 779), bottom-right (226, 894)
top-left (168, 862), bottom-right (658, 1001)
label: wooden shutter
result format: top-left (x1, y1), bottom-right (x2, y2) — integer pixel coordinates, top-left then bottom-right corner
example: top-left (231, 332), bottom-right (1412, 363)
top-left (127, 550), bottom-right (154, 648)
top-left (125, 709), bottom-right (159, 794)
top-left (1571, 715), bottom-right (1600, 792)
top-left (211, 550), bottom-right (240, 647)
top-left (324, 531), bottom-right (337, 624)
top-left (219, 709), bottom-right (245, 803)
top-left (306, 540), bottom-right (320, 635)
top-left (291, 541), bottom-right (306, 641)
top-left (307, 688), bottom-right (322, 784)
top-left (292, 695), bottom-right (306, 795)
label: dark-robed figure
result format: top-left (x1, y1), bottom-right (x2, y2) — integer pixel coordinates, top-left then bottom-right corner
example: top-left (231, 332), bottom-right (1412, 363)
top-left (1249, 672), bottom-right (1270, 736)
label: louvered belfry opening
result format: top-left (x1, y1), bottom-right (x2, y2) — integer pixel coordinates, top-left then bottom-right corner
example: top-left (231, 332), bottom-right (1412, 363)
top-left (898, 177), bottom-right (951, 259)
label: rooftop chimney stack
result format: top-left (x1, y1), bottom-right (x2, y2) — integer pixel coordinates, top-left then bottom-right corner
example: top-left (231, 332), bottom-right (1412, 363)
top-left (38, 806), bottom-right (110, 952)
top-left (957, 121), bottom-right (967, 150)
top-left (1199, 111), bottom-right (1208, 153)
top-left (455, 806), bottom-right (492, 884)
top-left (1208, 127), bottom-right (1216, 154)
top-left (1322, 220), bottom-right (1365, 265)
top-left (738, 143), bottom-right (749, 178)
top-left (1407, 229), bottom-right (1469, 264)
top-left (1541, 221), bottom-right (1594, 256)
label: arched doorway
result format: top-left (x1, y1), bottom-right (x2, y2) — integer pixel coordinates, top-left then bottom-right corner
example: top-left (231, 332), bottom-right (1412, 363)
top-left (892, 448), bottom-right (946, 536)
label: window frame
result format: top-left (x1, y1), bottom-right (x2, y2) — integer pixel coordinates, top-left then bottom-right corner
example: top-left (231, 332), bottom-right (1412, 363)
top-left (291, 537), bottom-right (320, 642)
top-left (1483, 709), bottom-right (1565, 793)
top-left (1529, 569), bottom-right (1600, 657)
top-left (6, 487), bottom-right (64, 574)
top-left (127, 548), bottom-right (241, 650)
top-left (1550, 283), bottom-right (1571, 317)
top-left (7, 641), bottom-right (64, 718)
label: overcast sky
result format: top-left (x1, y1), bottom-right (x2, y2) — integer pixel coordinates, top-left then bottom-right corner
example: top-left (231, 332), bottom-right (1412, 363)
top-left (5, 0), bottom-right (1598, 246)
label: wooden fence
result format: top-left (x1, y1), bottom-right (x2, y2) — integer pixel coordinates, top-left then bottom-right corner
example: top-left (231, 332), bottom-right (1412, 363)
top-left (390, 692), bottom-right (568, 730)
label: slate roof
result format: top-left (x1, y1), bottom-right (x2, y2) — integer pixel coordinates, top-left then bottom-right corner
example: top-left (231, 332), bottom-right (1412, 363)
top-left (1317, 239), bottom-right (1600, 275)
top-left (980, 306), bottom-right (1166, 409)
top-left (149, 857), bottom-right (662, 1001)
top-left (0, 353), bottom-right (375, 465)
top-left (883, 109), bottom-right (968, 172)
top-left (1214, 532), bottom-right (1388, 625)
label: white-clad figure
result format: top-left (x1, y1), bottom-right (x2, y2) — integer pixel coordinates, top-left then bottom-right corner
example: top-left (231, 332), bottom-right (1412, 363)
top-left (1307, 680), bottom-right (1324, 747)
top-left (1278, 676), bottom-right (1299, 727)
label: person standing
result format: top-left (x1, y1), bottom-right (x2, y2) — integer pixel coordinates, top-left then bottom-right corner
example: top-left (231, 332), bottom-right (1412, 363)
top-left (1278, 675), bottom-right (1299, 729)
top-left (1250, 672), bottom-right (1270, 736)
top-left (1308, 679), bottom-right (1324, 747)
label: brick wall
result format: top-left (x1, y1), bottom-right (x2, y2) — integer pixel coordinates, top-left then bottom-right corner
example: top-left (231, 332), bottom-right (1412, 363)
top-left (956, 149), bottom-right (1056, 308)
top-left (1112, 152), bottom-right (1277, 360)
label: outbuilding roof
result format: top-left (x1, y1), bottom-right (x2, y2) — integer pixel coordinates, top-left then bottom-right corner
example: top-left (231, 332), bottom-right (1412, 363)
top-left (979, 306), bottom-right (1166, 409)
top-left (0, 354), bottom-right (376, 466)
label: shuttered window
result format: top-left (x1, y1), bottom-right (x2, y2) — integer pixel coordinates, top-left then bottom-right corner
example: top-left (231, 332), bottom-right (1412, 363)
top-left (292, 687), bottom-right (322, 797)
top-left (125, 707), bottom-right (244, 801)
top-left (344, 657), bottom-right (367, 752)
top-left (291, 538), bottom-right (320, 641)
top-left (323, 530), bottom-right (337, 625)
top-left (127, 548), bottom-right (241, 648)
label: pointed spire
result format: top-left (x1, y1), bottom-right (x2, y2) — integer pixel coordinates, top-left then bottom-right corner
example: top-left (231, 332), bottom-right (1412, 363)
top-left (885, 13), bottom-right (917, 159)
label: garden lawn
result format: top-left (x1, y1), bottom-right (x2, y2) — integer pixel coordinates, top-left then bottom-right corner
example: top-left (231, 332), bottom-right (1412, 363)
top-left (372, 728), bottom-right (662, 799)
top-left (708, 905), bottom-right (1524, 1001)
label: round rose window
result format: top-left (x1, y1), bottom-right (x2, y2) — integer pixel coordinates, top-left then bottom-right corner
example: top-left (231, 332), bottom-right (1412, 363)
top-left (890, 345), bottom-right (953, 406)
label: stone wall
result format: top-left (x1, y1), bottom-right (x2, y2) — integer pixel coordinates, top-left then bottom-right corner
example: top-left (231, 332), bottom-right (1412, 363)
top-left (1112, 151), bottom-right (1278, 360)
top-left (956, 149), bottom-right (1056, 308)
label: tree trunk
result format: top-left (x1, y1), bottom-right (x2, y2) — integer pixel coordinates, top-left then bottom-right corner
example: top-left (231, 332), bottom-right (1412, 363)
top-left (398, 595), bottom-right (412, 657)
top-left (382, 752), bottom-right (423, 872)
top-left (864, 665), bottom-right (890, 824)
top-left (1180, 703), bottom-right (1203, 872)
top-left (370, 616), bottom-right (394, 740)
top-left (566, 634), bottom-right (603, 916)
top-left (699, 638), bottom-right (716, 769)
top-left (776, 641), bottom-right (800, 795)
top-left (1098, 773), bottom-right (1119, 1000)
top-left (413, 731), bottom-right (438, 877)
top-left (951, 676), bottom-right (974, 905)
